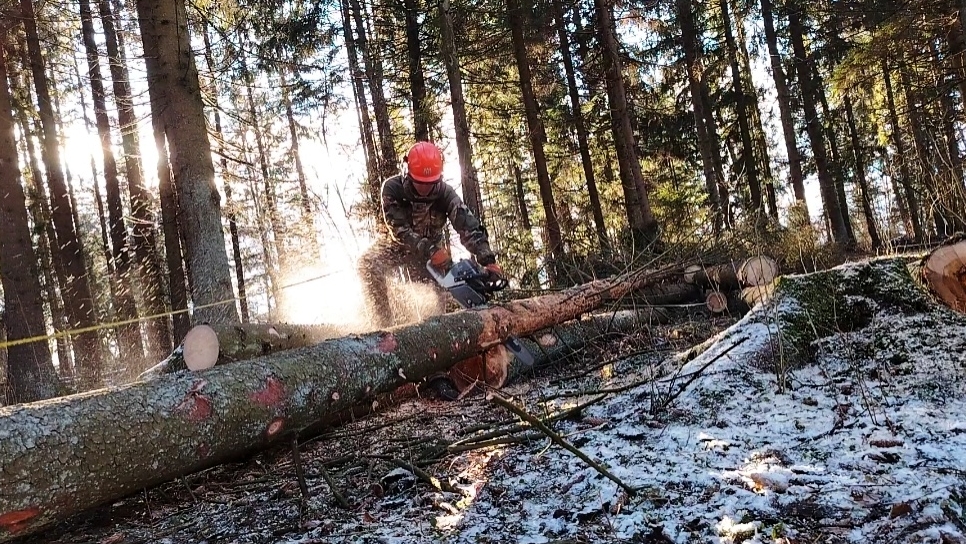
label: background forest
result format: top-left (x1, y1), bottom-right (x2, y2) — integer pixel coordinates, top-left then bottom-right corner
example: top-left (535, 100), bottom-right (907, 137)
top-left (0, 0), bottom-right (963, 405)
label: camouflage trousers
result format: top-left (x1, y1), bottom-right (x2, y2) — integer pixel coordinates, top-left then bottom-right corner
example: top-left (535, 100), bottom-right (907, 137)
top-left (358, 240), bottom-right (448, 328)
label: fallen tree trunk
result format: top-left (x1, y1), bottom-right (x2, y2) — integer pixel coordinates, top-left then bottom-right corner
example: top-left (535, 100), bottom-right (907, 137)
top-left (685, 256), bottom-right (780, 291)
top-left (449, 306), bottom-right (697, 393)
top-left (0, 261), bottom-right (684, 540)
top-left (139, 322), bottom-right (353, 378)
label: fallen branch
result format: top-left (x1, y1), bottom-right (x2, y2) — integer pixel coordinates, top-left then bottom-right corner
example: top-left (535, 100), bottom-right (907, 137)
top-left (490, 394), bottom-right (637, 497)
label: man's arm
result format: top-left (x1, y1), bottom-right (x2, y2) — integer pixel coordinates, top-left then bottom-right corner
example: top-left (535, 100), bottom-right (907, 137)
top-left (441, 186), bottom-right (496, 265)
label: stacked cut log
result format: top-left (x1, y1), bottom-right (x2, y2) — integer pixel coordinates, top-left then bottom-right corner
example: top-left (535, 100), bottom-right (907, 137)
top-left (684, 255), bottom-right (780, 315)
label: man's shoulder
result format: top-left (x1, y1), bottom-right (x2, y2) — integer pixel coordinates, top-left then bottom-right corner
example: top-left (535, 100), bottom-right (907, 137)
top-left (382, 175), bottom-right (405, 197)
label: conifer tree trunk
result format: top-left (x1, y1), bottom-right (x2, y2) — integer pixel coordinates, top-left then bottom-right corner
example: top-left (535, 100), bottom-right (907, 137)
top-left (933, 43), bottom-right (966, 231)
top-left (719, 0), bottom-right (762, 217)
top-left (553, 0), bottom-right (605, 247)
top-left (675, 0), bottom-right (722, 233)
top-left (843, 94), bottom-right (882, 250)
top-left (901, 67), bottom-right (948, 237)
top-left (0, 32), bottom-right (59, 404)
top-left (134, 0), bottom-right (238, 326)
top-left (79, 0), bottom-right (145, 363)
top-left (733, 12), bottom-right (776, 217)
top-left (595, 0), bottom-right (658, 247)
top-left (512, 163), bottom-right (532, 232)
top-left (20, 0), bottom-right (104, 385)
top-left (154, 125), bottom-right (191, 342)
top-left (760, 0), bottom-right (806, 209)
top-left (439, 0), bottom-right (483, 220)
top-left (507, 0), bottom-right (564, 269)
top-left (339, 0), bottom-right (381, 206)
top-left (699, 81), bottom-right (731, 227)
top-left (815, 71), bottom-right (855, 243)
top-left (279, 66), bottom-right (313, 222)
top-left (10, 63), bottom-right (75, 378)
top-left (351, 0), bottom-right (396, 179)
top-left (201, 29), bottom-right (250, 324)
top-left (403, 0), bottom-right (430, 141)
top-left (788, 6), bottom-right (852, 246)
top-left (882, 62), bottom-right (923, 241)
top-left (99, 0), bottom-right (171, 357)
top-left (137, 25), bottom-right (190, 342)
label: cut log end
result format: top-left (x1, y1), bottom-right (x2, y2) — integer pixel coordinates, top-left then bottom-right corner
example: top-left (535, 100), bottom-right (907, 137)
top-left (706, 291), bottom-right (729, 314)
top-left (741, 284), bottom-right (775, 309)
top-left (183, 325), bottom-right (220, 371)
top-left (738, 256), bottom-right (780, 287)
top-left (922, 239), bottom-right (966, 313)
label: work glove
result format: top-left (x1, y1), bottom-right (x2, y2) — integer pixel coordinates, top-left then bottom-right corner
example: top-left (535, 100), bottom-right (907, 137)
top-left (484, 262), bottom-right (505, 283)
top-left (416, 237), bottom-right (433, 257)
top-left (430, 247), bottom-right (453, 271)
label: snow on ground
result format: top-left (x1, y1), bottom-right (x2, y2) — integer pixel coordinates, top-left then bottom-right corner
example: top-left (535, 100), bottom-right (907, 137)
top-left (15, 259), bottom-right (966, 544)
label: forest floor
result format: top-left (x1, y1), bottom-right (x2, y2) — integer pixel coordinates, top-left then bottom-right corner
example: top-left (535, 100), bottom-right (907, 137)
top-left (13, 261), bottom-right (966, 543)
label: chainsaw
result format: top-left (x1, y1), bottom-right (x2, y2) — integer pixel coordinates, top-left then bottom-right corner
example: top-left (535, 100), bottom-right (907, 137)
top-left (426, 259), bottom-right (535, 367)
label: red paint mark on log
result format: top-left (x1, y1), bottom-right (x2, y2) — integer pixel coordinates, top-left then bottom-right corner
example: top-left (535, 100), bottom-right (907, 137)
top-left (0, 507), bottom-right (40, 533)
top-left (174, 386), bottom-right (212, 422)
top-left (266, 417), bottom-right (285, 437)
top-left (250, 376), bottom-right (285, 407)
top-left (185, 395), bottom-right (212, 422)
top-left (375, 333), bottom-right (397, 352)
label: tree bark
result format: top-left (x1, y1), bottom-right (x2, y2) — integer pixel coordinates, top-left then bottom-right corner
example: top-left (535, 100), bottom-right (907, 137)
top-left (20, 0), bottom-right (104, 385)
top-left (0, 260), bottom-right (684, 539)
top-left (439, 0), bottom-right (483, 220)
top-left (134, 0), bottom-right (238, 326)
top-left (882, 62), bottom-right (923, 241)
top-left (403, 0), bottom-right (430, 141)
top-left (595, 0), bottom-right (659, 248)
top-left (553, 0), bottom-right (606, 247)
top-left (507, 0), bottom-right (564, 268)
top-left (79, 0), bottom-right (145, 363)
top-left (98, 0), bottom-right (171, 358)
top-left (787, 6), bottom-right (852, 246)
top-left (675, 0), bottom-right (722, 233)
top-left (718, 0), bottom-right (762, 218)
top-left (0, 32), bottom-right (59, 404)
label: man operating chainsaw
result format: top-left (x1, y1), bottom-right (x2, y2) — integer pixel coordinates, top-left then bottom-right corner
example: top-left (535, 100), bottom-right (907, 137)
top-left (358, 140), bottom-right (505, 329)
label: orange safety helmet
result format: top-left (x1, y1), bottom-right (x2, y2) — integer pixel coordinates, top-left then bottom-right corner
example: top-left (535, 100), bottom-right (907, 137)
top-left (405, 141), bottom-right (443, 182)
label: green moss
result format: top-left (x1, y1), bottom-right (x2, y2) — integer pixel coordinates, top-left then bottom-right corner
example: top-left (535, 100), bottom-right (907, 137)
top-left (765, 258), bottom-right (933, 367)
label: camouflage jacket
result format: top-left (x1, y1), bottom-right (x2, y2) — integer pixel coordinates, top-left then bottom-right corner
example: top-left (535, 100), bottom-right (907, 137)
top-left (381, 175), bottom-right (495, 264)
